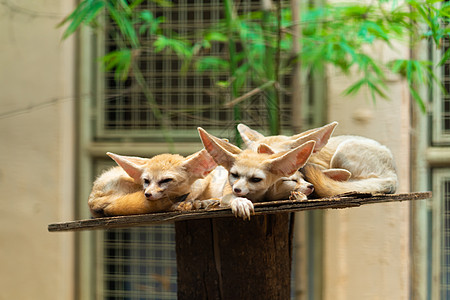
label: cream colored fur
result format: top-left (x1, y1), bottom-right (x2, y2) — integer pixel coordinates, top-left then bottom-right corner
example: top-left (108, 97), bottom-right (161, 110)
top-left (238, 122), bottom-right (398, 197)
top-left (88, 150), bottom-right (217, 217)
top-left (198, 127), bottom-right (315, 219)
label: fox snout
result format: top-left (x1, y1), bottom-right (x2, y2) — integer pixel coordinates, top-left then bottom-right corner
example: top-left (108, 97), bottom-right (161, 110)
top-left (144, 187), bottom-right (164, 201)
top-left (232, 180), bottom-right (250, 197)
top-left (233, 187), bottom-right (248, 197)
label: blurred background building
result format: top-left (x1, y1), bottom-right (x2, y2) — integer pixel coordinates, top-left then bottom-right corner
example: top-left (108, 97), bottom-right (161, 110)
top-left (0, 0), bottom-right (447, 299)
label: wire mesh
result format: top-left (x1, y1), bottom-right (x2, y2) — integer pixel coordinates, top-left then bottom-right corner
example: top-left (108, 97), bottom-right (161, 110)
top-left (94, 1), bottom-right (296, 298)
top-left (441, 177), bottom-right (450, 299)
top-left (103, 225), bottom-right (177, 300)
top-left (98, 0), bottom-right (292, 139)
top-left (441, 39), bottom-right (450, 135)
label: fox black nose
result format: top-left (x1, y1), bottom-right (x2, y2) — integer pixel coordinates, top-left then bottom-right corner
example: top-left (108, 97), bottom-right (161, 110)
top-left (145, 192), bottom-right (152, 198)
top-left (307, 184), bottom-right (314, 190)
top-left (234, 188), bottom-right (242, 194)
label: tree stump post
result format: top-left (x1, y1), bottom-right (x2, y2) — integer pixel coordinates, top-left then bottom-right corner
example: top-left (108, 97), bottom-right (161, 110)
top-left (175, 212), bottom-right (294, 299)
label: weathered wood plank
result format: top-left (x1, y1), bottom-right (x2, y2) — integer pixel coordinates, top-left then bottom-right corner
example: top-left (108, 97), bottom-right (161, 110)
top-left (47, 192), bottom-right (432, 232)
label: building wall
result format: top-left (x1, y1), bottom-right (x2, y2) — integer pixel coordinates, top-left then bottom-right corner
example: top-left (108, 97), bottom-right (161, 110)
top-left (0, 1), bottom-right (75, 299)
top-left (0, 1), bottom-right (413, 299)
top-left (323, 41), bottom-right (411, 299)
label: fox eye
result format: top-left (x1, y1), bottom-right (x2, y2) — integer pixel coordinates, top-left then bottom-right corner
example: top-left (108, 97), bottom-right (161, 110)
top-left (143, 178), bottom-right (150, 185)
top-left (250, 177), bottom-right (262, 183)
top-left (159, 178), bottom-right (173, 185)
top-left (230, 172), bottom-right (239, 178)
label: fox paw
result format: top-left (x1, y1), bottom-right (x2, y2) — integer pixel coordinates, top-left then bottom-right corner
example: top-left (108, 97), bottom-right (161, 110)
top-left (195, 198), bottom-right (221, 210)
top-left (172, 200), bottom-right (194, 211)
top-left (230, 197), bottom-right (254, 220)
top-left (289, 191), bottom-right (308, 201)
top-left (88, 197), bottom-right (113, 218)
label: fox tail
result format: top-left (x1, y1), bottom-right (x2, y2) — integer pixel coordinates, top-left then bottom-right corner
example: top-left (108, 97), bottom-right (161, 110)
top-left (302, 164), bottom-right (397, 198)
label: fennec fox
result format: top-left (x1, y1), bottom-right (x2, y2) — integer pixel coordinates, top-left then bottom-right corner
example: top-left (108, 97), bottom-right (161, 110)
top-left (198, 127), bottom-right (315, 219)
top-left (238, 122), bottom-right (398, 197)
top-left (88, 149), bottom-right (217, 217)
top-left (238, 121), bottom-right (341, 198)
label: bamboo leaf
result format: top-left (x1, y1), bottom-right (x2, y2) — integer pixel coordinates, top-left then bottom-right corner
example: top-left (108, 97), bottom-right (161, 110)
top-left (439, 48), bottom-right (450, 66)
top-left (409, 87), bottom-right (427, 113)
top-left (101, 49), bottom-right (132, 81)
top-left (195, 57), bottom-right (229, 72)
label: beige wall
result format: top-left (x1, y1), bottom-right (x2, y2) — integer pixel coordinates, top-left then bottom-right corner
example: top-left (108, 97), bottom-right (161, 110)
top-left (0, 1), bottom-right (75, 299)
top-left (0, 1), bottom-right (413, 299)
top-left (323, 41), bottom-right (411, 299)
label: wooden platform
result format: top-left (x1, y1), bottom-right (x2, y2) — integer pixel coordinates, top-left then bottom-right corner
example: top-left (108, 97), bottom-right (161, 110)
top-left (48, 192), bottom-right (431, 232)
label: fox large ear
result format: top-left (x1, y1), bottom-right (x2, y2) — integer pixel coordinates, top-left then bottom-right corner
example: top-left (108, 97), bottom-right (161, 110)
top-left (288, 121), bottom-right (338, 152)
top-left (237, 123), bottom-right (265, 148)
top-left (257, 143), bottom-right (275, 155)
top-left (323, 168), bottom-right (352, 181)
top-left (182, 149), bottom-right (218, 178)
top-left (198, 127), bottom-right (239, 170)
top-left (267, 141), bottom-right (315, 177)
top-left (107, 152), bottom-right (144, 182)
top-left (217, 138), bottom-right (242, 155)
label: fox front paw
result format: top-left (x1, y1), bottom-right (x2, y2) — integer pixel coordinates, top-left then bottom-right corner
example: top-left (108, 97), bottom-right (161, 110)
top-left (88, 196), bottom-right (113, 218)
top-left (194, 198), bottom-right (221, 210)
top-left (289, 191), bottom-right (308, 201)
top-left (172, 200), bottom-right (194, 211)
top-left (230, 197), bottom-right (254, 220)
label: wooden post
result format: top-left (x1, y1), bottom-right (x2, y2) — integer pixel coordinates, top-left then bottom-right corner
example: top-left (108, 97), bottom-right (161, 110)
top-left (175, 213), bottom-right (294, 299)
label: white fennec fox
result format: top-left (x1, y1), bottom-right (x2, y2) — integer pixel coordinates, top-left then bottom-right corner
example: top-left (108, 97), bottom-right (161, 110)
top-left (88, 149), bottom-right (217, 217)
top-left (238, 122), bottom-right (398, 198)
top-left (198, 127), bottom-right (316, 219)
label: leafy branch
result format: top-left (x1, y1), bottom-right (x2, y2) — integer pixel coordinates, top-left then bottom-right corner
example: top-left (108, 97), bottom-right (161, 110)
top-left (58, 0), bottom-right (450, 136)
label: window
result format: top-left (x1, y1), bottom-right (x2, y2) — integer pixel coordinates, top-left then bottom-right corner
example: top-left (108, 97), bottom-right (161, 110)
top-left (78, 1), bottom-right (324, 299)
top-left (432, 169), bottom-right (450, 299)
top-left (432, 7), bottom-right (450, 145)
top-left (94, 0), bottom-right (294, 140)
top-left (102, 226), bottom-right (177, 300)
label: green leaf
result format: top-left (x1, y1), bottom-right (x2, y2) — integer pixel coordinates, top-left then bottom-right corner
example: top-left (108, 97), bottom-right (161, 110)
top-left (409, 87), bottom-right (427, 113)
top-left (439, 48), bottom-right (450, 66)
top-left (101, 49), bottom-right (132, 81)
top-left (150, 0), bottom-right (173, 7)
top-left (106, 2), bottom-right (140, 48)
top-left (195, 57), bottom-right (229, 72)
top-left (59, 0), bottom-right (106, 40)
top-left (204, 32), bottom-right (228, 42)
top-left (344, 78), bottom-right (367, 96)
top-left (154, 35), bottom-right (192, 58)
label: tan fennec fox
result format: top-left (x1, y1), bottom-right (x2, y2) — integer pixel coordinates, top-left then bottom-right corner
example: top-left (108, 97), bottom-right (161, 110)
top-left (198, 127), bottom-right (316, 219)
top-left (238, 122), bottom-right (398, 197)
top-left (238, 121), bottom-right (340, 198)
top-left (88, 149), bottom-right (218, 217)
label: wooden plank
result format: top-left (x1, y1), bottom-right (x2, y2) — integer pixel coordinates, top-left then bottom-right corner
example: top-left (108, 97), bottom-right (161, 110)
top-left (47, 192), bottom-right (432, 232)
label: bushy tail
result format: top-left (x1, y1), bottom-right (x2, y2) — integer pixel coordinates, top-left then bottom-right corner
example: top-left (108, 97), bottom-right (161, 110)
top-left (88, 192), bottom-right (174, 217)
top-left (302, 164), bottom-right (397, 198)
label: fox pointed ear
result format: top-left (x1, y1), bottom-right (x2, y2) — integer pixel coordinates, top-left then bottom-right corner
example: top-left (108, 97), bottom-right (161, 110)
top-left (237, 123), bottom-right (265, 148)
top-left (257, 143), bottom-right (275, 155)
top-left (198, 127), bottom-right (238, 170)
top-left (323, 168), bottom-right (352, 181)
top-left (183, 149), bottom-right (218, 178)
top-left (267, 141), bottom-right (315, 177)
top-left (107, 152), bottom-right (144, 182)
top-left (289, 121), bottom-right (338, 152)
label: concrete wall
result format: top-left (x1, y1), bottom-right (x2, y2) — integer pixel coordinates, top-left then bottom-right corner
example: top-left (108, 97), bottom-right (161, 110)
top-left (323, 41), bottom-right (411, 299)
top-left (0, 1), bottom-right (412, 299)
top-left (0, 1), bottom-right (75, 299)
